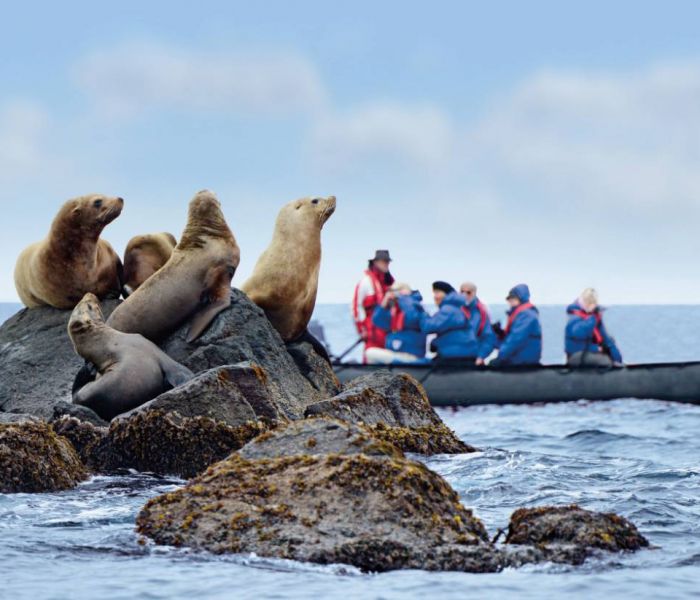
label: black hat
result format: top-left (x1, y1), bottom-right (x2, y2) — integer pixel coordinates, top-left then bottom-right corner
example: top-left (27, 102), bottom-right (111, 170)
top-left (432, 281), bottom-right (455, 295)
top-left (371, 249), bottom-right (392, 262)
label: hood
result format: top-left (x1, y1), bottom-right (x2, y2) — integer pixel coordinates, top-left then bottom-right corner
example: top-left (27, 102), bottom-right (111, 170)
top-left (567, 300), bottom-right (584, 314)
top-left (508, 284), bottom-right (531, 303)
top-left (441, 291), bottom-right (466, 308)
top-left (567, 299), bottom-right (605, 314)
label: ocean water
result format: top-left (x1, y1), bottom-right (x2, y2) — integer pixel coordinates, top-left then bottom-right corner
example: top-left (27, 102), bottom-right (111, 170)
top-left (1, 303), bottom-right (699, 599)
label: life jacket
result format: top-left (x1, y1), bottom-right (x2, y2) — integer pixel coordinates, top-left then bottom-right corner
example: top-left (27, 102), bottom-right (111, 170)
top-left (461, 301), bottom-right (489, 337)
top-left (505, 302), bottom-right (536, 335)
top-left (390, 304), bottom-right (406, 332)
top-left (352, 268), bottom-right (386, 323)
top-left (570, 309), bottom-right (604, 346)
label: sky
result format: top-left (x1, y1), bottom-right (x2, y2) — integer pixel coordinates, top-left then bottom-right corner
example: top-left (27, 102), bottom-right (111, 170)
top-left (1, 0), bottom-right (700, 305)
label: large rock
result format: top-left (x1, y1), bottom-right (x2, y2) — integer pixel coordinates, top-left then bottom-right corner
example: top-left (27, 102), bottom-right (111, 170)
top-left (123, 363), bottom-right (286, 426)
top-left (505, 505), bottom-right (649, 553)
top-left (306, 371), bottom-right (441, 428)
top-left (0, 290), bottom-right (331, 421)
top-left (0, 422), bottom-right (87, 493)
top-left (160, 289), bottom-right (327, 418)
top-left (0, 301), bottom-right (119, 419)
top-left (136, 417), bottom-right (497, 573)
top-left (54, 410), bottom-right (271, 479)
top-left (238, 417), bottom-right (402, 460)
top-left (305, 372), bottom-right (473, 455)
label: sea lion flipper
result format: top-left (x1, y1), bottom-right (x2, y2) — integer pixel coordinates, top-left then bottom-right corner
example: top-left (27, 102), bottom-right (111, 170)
top-left (72, 361), bottom-right (98, 394)
top-left (186, 296), bottom-right (231, 343)
top-left (293, 328), bottom-right (332, 365)
top-left (161, 359), bottom-right (195, 389)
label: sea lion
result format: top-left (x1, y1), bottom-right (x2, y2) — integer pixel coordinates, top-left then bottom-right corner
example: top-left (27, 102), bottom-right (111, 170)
top-left (123, 232), bottom-right (177, 296)
top-left (241, 195), bottom-right (336, 345)
top-left (14, 194), bottom-right (124, 309)
top-left (107, 190), bottom-right (240, 342)
top-left (69, 293), bottom-right (194, 421)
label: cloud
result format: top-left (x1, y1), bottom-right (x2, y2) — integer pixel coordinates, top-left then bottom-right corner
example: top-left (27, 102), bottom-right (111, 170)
top-left (73, 41), bottom-right (327, 118)
top-left (0, 101), bottom-right (49, 183)
top-left (309, 102), bottom-right (454, 172)
top-left (466, 61), bottom-right (700, 215)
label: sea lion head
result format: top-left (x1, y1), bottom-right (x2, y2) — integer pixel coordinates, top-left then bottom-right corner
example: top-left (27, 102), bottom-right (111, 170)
top-left (282, 196), bottom-right (336, 230)
top-left (68, 293), bottom-right (105, 339)
top-left (179, 189), bottom-right (235, 250)
top-left (61, 195), bottom-right (124, 233)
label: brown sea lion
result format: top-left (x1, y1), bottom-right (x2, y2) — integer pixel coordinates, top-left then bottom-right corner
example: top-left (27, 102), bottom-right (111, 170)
top-left (14, 194), bottom-right (124, 309)
top-left (123, 232), bottom-right (177, 296)
top-left (69, 293), bottom-right (194, 421)
top-left (241, 196), bottom-right (336, 343)
top-left (107, 189), bottom-right (240, 342)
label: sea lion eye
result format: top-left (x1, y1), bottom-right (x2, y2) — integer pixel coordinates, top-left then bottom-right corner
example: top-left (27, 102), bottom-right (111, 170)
top-left (311, 198), bottom-right (320, 205)
top-left (93, 199), bottom-right (103, 208)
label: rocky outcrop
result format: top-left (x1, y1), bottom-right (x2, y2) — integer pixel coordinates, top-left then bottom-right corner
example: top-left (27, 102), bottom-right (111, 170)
top-left (161, 289), bottom-right (325, 419)
top-left (136, 418), bottom-right (494, 572)
top-left (136, 419), bottom-right (649, 573)
top-left (238, 417), bottom-right (402, 460)
top-left (0, 290), bottom-right (333, 422)
top-left (0, 301), bottom-right (119, 419)
top-left (53, 410), bottom-right (271, 479)
top-left (305, 372), bottom-right (473, 455)
top-left (0, 421), bottom-right (87, 493)
top-left (123, 363), bottom-right (286, 427)
top-left (286, 338), bottom-right (341, 397)
top-left (505, 505), bottom-right (649, 553)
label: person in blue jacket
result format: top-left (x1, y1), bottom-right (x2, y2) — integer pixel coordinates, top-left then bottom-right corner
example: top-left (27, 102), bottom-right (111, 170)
top-left (460, 281), bottom-right (497, 365)
top-left (366, 282), bottom-right (427, 364)
top-left (491, 283), bottom-right (542, 367)
top-left (420, 281), bottom-right (479, 363)
top-left (565, 287), bottom-right (622, 367)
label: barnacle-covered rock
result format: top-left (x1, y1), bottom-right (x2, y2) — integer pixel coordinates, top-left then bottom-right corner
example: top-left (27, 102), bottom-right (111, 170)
top-left (0, 421), bottom-right (87, 493)
top-left (305, 371), bottom-right (472, 454)
top-left (505, 505), bottom-right (649, 553)
top-left (136, 417), bottom-right (493, 572)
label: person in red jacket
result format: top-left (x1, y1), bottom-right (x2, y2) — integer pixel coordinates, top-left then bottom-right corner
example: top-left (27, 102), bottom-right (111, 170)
top-left (351, 250), bottom-right (395, 360)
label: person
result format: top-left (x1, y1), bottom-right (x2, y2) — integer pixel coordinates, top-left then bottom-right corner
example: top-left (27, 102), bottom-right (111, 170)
top-left (491, 283), bottom-right (542, 366)
top-left (351, 250), bottom-right (395, 360)
top-left (460, 281), bottom-right (497, 366)
top-left (565, 288), bottom-right (622, 367)
top-left (420, 281), bottom-right (479, 363)
top-left (366, 282), bottom-right (427, 364)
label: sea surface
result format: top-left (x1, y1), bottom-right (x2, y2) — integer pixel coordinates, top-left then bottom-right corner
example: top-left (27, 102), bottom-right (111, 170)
top-left (1, 303), bottom-right (699, 599)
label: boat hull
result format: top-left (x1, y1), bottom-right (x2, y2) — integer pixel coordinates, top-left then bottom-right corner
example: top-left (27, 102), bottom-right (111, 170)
top-left (332, 362), bottom-right (700, 406)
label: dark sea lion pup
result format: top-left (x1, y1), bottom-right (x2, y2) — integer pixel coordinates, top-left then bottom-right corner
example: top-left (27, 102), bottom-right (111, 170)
top-left (242, 196), bottom-right (335, 358)
top-left (122, 232), bottom-right (177, 295)
top-left (14, 194), bottom-right (124, 309)
top-left (107, 189), bottom-right (240, 342)
top-left (68, 293), bottom-right (194, 421)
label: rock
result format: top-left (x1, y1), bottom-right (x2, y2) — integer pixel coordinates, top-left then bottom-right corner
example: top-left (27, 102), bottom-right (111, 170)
top-left (122, 363), bottom-right (287, 426)
top-left (505, 505), bottom-right (649, 553)
top-left (369, 422), bottom-right (477, 455)
top-left (100, 410), bottom-right (271, 478)
top-left (285, 339), bottom-right (341, 397)
top-left (0, 413), bottom-right (41, 424)
top-left (0, 422), bottom-right (87, 493)
top-left (161, 289), bottom-right (326, 419)
top-left (0, 301), bottom-right (119, 418)
top-left (305, 371), bottom-right (472, 455)
top-left (239, 417), bottom-right (402, 460)
top-left (306, 371), bottom-right (441, 427)
top-left (136, 418), bottom-right (495, 573)
top-left (51, 416), bottom-right (108, 469)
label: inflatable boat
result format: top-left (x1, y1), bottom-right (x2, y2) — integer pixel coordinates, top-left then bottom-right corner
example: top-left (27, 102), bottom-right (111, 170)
top-left (332, 361), bottom-right (700, 407)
